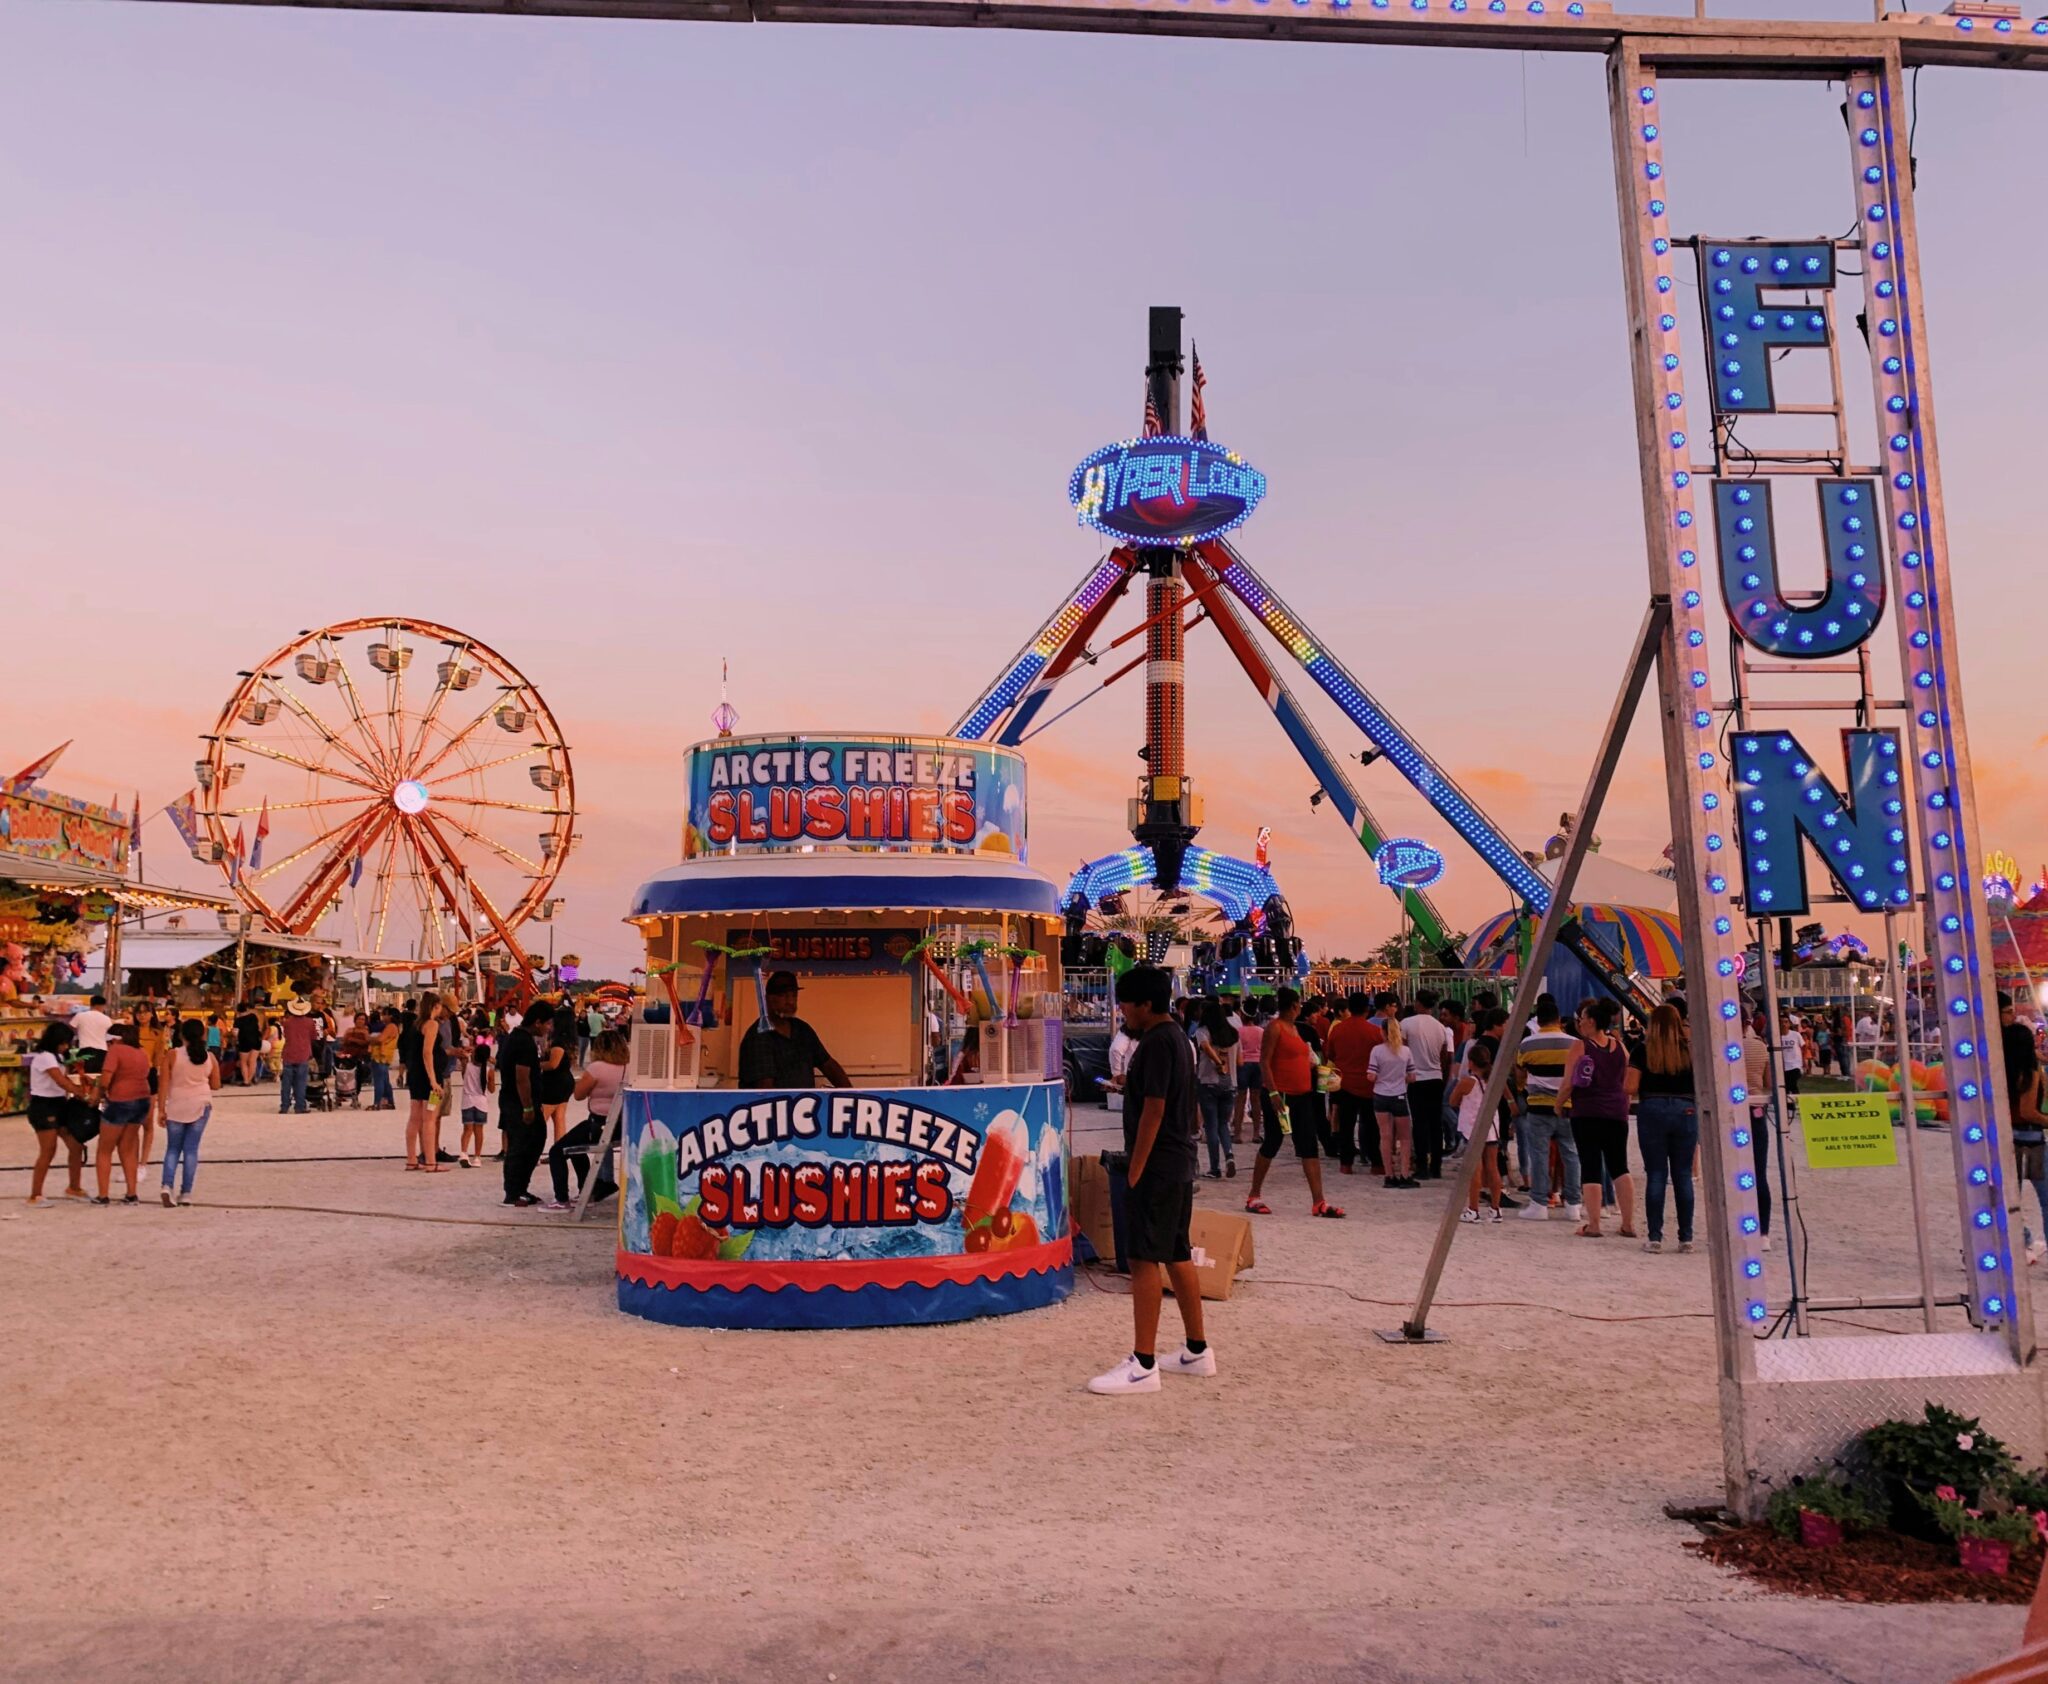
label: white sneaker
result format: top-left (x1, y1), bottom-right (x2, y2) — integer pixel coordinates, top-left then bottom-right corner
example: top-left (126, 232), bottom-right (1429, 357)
top-left (1484, 1206), bottom-right (1502, 1224)
top-left (1160, 1345), bottom-right (1217, 1378)
top-left (1565, 1204), bottom-right (1587, 1224)
top-left (1460, 1208), bottom-right (1480, 1224)
top-left (1086, 1354), bottom-right (1162, 1395)
top-left (160, 1189), bottom-right (174, 1208)
top-left (1517, 1202), bottom-right (1550, 1222)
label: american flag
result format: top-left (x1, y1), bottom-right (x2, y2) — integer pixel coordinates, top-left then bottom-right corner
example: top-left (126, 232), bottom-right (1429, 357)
top-left (349, 849), bottom-right (366, 889)
top-left (231, 823), bottom-right (247, 883)
top-left (1190, 347), bottom-right (1208, 441)
top-left (251, 797), bottom-right (270, 871)
top-left (129, 792), bottom-right (142, 858)
top-left (1142, 382), bottom-right (1162, 438)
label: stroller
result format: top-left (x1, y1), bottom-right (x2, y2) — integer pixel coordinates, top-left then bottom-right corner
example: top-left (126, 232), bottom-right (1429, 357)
top-left (331, 1055), bottom-right (362, 1108)
top-left (305, 1056), bottom-right (334, 1113)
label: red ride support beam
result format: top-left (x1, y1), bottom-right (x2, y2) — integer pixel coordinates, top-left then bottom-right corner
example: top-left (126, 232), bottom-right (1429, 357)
top-left (1145, 568), bottom-right (1186, 781)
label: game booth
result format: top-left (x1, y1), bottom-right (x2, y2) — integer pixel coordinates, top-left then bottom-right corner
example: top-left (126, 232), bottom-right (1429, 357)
top-left (618, 732), bottom-right (1073, 1330)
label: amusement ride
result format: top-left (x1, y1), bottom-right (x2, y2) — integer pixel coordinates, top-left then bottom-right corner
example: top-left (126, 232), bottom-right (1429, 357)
top-left (955, 308), bottom-right (1654, 1011)
top-left (192, 617), bottom-right (575, 983)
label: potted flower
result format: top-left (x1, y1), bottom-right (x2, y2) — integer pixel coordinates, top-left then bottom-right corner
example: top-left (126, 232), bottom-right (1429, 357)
top-left (1917, 1487), bottom-right (2041, 1576)
top-left (1858, 1405), bottom-right (2016, 1540)
top-left (1766, 1476), bottom-right (1878, 1549)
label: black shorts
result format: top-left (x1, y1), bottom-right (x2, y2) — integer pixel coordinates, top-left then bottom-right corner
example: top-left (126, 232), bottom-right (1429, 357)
top-left (1572, 1114), bottom-right (1630, 1182)
top-left (1125, 1176), bottom-right (1194, 1265)
top-left (27, 1096), bottom-right (67, 1133)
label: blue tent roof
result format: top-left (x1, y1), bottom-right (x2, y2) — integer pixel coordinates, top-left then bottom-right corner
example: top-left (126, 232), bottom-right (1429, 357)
top-left (629, 853), bottom-right (1061, 919)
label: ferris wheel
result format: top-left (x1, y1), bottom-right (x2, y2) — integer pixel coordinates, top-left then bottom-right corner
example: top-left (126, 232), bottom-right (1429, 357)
top-left (196, 618), bottom-right (574, 974)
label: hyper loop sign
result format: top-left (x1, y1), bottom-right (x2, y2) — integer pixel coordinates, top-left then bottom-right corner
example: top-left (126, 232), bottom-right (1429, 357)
top-left (1069, 436), bottom-right (1267, 546)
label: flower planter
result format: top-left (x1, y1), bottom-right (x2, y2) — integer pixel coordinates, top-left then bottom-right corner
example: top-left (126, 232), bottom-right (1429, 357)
top-left (1958, 1537), bottom-right (2012, 1577)
top-left (1797, 1510), bottom-right (1844, 1549)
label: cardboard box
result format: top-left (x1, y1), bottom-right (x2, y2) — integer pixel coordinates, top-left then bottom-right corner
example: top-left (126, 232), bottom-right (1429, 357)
top-left (1070, 1154), bottom-right (1118, 1267)
top-left (1172, 1208), bottom-right (1255, 1301)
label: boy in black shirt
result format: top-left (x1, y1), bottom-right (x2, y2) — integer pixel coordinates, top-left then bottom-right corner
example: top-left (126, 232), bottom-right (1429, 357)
top-left (1087, 966), bottom-right (1215, 1396)
top-left (499, 999), bottom-right (551, 1207)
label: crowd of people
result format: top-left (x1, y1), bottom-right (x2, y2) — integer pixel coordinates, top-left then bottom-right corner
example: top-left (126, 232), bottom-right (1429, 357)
top-left (1103, 979), bottom-right (1805, 1256)
top-left (21, 990), bottom-right (625, 1214)
top-left (1089, 966), bottom-right (1795, 1394)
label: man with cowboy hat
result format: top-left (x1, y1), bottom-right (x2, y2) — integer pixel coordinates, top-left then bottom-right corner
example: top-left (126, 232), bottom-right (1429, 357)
top-left (278, 998), bottom-right (318, 1115)
top-left (737, 971), bottom-right (850, 1090)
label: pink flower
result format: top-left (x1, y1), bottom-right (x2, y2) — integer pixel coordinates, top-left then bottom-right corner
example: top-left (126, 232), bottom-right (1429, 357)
top-left (1937, 1485), bottom-right (1960, 1502)
top-left (1968, 1509), bottom-right (1983, 1520)
top-left (1958, 1433), bottom-right (1977, 1451)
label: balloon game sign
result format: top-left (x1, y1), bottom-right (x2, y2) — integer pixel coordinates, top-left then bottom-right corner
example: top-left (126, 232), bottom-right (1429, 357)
top-left (683, 734), bottom-right (1028, 862)
top-left (0, 787), bottom-right (129, 874)
top-left (617, 1083), bottom-right (1072, 1328)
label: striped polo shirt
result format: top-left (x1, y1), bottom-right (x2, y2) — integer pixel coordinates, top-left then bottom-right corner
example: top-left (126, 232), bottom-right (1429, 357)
top-left (1517, 1030), bottom-right (1580, 1114)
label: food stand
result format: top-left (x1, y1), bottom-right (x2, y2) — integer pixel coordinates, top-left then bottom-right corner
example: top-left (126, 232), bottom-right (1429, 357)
top-left (617, 732), bottom-right (1072, 1330)
top-left (1, 782), bottom-right (235, 1114)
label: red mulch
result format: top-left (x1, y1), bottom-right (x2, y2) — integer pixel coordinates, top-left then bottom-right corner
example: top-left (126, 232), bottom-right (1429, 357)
top-left (1688, 1524), bottom-right (2042, 1604)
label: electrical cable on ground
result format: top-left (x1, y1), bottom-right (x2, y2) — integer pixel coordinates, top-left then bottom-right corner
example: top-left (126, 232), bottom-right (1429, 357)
top-left (1, 1154), bottom-right (399, 1172)
top-left (144, 1199), bottom-right (605, 1231)
top-left (1080, 1263), bottom-right (1713, 1325)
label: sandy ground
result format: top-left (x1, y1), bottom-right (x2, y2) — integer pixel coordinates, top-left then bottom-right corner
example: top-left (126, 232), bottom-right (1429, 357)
top-left (0, 1083), bottom-right (2030, 1683)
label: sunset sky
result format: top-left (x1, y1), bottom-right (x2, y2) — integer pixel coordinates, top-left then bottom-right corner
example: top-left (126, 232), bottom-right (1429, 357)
top-left (3, 1), bottom-right (2045, 977)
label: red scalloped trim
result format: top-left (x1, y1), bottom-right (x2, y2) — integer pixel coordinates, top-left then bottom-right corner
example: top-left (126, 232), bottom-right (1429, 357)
top-left (617, 1235), bottom-right (1073, 1295)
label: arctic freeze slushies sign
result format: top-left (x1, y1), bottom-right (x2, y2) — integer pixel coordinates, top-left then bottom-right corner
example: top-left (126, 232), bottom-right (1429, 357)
top-left (621, 1083), bottom-right (1064, 1262)
top-left (682, 733), bottom-right (1028, 862)
top-left (616, 1083), bottom-right (1072, 1327)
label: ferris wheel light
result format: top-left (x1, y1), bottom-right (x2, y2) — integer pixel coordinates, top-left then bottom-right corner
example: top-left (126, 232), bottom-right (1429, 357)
top-left (394, 780), bottom-right (431, 815)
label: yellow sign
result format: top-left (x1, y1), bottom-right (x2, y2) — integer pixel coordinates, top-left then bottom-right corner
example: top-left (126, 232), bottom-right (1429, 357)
top-left (1798, 1092), bottom-right (1899, 1169)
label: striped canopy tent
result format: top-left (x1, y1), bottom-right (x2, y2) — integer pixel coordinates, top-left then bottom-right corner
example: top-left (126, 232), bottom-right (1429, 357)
top-left (1463, 903), bottom-right (1685, 980)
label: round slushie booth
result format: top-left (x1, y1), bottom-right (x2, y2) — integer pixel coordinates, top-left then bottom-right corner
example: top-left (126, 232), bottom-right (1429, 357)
top-left (618, 732), bottom-right (1072, 1330)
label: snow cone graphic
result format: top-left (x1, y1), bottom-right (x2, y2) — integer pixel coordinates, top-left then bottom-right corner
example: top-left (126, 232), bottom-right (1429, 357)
top-left (1036, 1118), bottom-right (1066, 1242)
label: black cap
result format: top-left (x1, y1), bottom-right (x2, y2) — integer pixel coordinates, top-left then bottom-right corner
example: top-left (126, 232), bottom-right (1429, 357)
top-left (766, 970), bottom-right (801, 994)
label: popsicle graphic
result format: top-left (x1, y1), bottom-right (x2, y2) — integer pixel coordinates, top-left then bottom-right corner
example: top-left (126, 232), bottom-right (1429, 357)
top-left (963, 1108), bottom-right (1028, 1232)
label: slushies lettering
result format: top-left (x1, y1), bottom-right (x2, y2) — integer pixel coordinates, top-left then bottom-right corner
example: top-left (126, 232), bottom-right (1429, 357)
top-left (698, 1160), bottom-right (953, 1229)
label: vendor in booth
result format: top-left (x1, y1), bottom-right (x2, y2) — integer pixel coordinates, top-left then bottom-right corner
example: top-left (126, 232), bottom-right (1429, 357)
top-left (736, 970), bottom-right (852, 1090)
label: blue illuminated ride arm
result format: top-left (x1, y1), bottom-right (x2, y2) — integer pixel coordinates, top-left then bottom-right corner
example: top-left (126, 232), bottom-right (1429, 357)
top-left (952, 554), bottom-right (1133, 743)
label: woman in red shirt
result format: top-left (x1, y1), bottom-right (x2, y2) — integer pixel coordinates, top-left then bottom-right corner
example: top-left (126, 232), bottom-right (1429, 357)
top-left (1241, 988), bottom-right (1346, 1219)
top-left (93, 1025), bottom-right (154, 1204)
